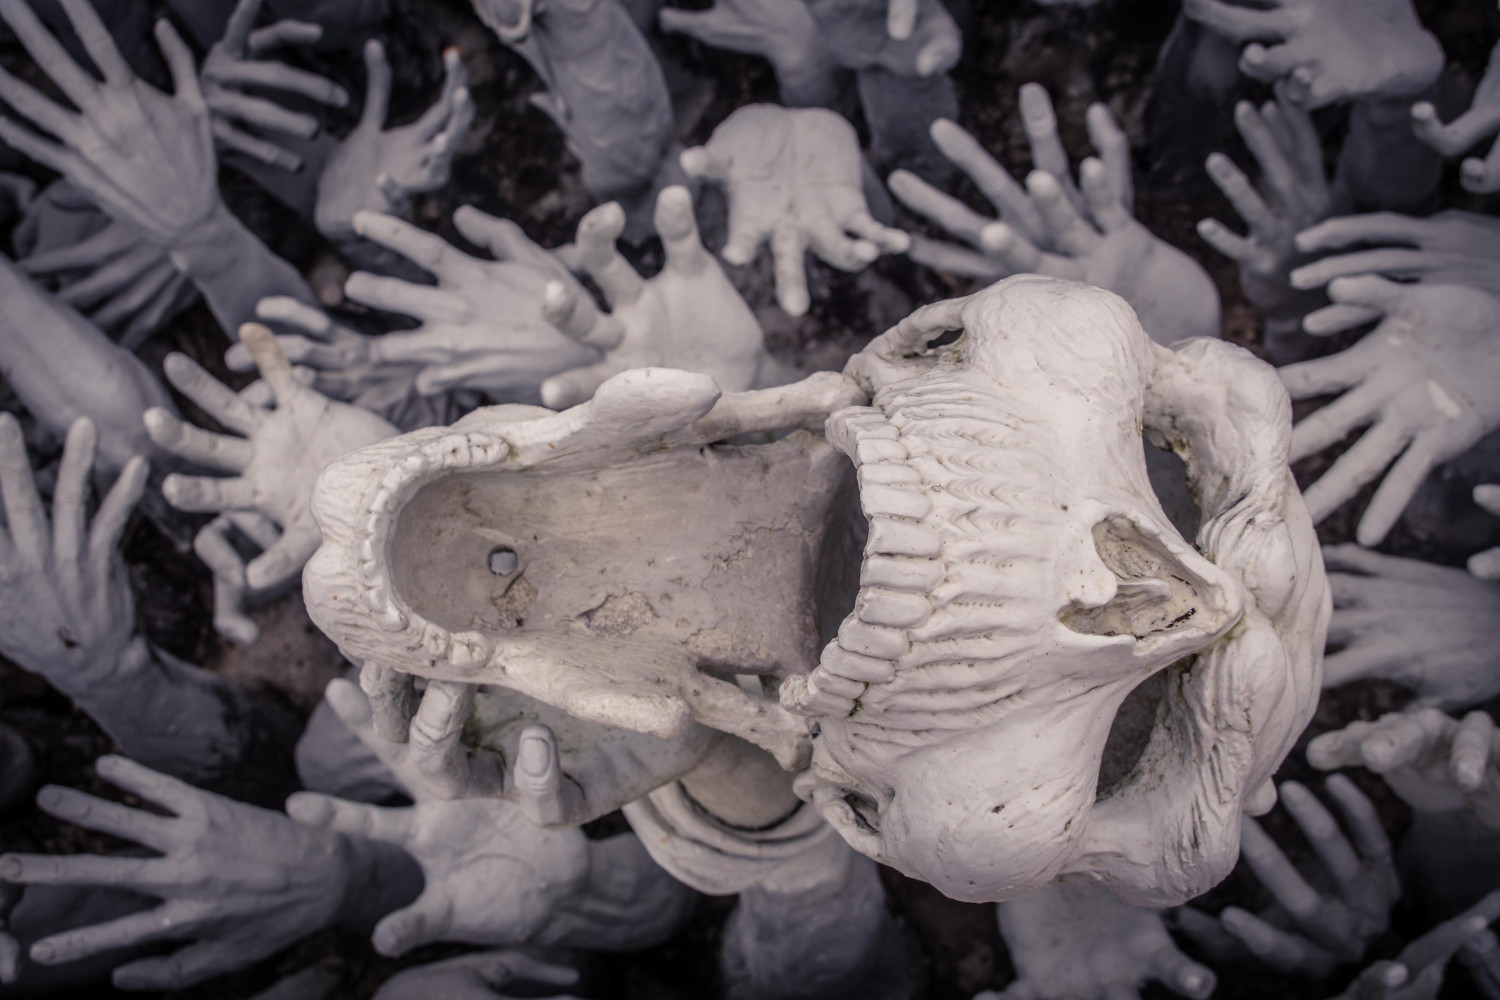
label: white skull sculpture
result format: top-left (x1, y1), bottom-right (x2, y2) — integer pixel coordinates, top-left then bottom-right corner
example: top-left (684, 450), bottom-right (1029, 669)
top-left (303, 274), bottom-right (1327, 906)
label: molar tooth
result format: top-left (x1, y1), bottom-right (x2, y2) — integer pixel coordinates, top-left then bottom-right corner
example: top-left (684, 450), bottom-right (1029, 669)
top-left (437, 434), bottom-right (472, 465)
top-left (448, 631), bottom-right (493, 668)
top-left (859, 465), bottom-right (922, 487)
top-left (377, 603), bottom-right (408, 631)
top-left (359, 538), bottom-right (376, 563)
top-left (838, 620), bottom-right (908, 659)
top-left (810, 669), bottom-right (866, 699)
top-left (857, 588), bottom-right (932, 628)
top-left (469, 434), bottom-right (504, 463)
top-left (867, 518), bottom-right (942, 558)
top-left (780, 673), bottom-right (853, 717)
top-left (369, 487), bottom-right (393, 513)
top-left (861, 485), bottom-right (931, 521)
top-left (820, 642), bottom-right (895, 683)
top-left (855, 439), bottom-right (908, 465)
top-left (862, 555), bottom-right (944, 592)
top-left (419, 622), bottom-right (451, 656)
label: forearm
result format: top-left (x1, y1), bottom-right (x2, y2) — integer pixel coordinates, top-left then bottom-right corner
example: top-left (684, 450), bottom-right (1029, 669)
top-left (168, 200), bottom-right (318, 338)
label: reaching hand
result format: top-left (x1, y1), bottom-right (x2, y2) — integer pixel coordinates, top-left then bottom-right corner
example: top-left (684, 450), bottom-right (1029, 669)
top-left (315, 41), bottom-right (473, 240)
top-left (285, 789), bottom-right (589, 957)
top-left (1174, 777), bottom-right (1398, 978)
top-left (681, 104), bottom-right (909, 317)
top-left (1182, 0), bottom-right (1442, 109)
top-left (1198, 87), bottom-right (1334, 323)
top-left (1319, 544), bottom-right (1500, 709)
top-left (1411, 40), bottom-right (1500, 194)
top-left (0, 0), bottom-right (219, 246)
top-left (658, 0), bottom-right (839, 108)
top-left (539, 186), bottom-right (777, 408)
top-left (802, 0), bottom-right (961, 77)
top-left (890, 84), bottom-right (1219, 343)
top-left (0, 756), bottom-right (355, 991)
top-left (1291, 210), bottom-right (1500, 297)
top-left (1329, 894), bottom-right (1500, 1000)
top-left (145, 323), bottom-right (396, 603)
top-left (203, 0), bottom-right (350, 173)
top-left (0, 414), bottom-right (147, 701)
top-left (1308, 707), bottom-right (1500, 830)
top-left (983, 883), bottom-right (1215, 1000)
top-left (1279, 278), bottom-right (1500, 546)
top-left (371, 951), bottom-right (581, 1000)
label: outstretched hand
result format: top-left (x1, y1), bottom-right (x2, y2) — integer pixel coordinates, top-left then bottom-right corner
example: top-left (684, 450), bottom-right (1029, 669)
top-left (1411, 40), bottom-right (1500, 194)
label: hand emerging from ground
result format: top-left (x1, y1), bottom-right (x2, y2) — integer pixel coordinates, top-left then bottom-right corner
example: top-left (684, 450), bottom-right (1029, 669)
top-left (1174, 777), bottom-right (1398, 978)
top-left (1411, 40), bottom-right (1500, 194)
top-left (1280, 278), bottom-right (1500, 546)
top-left (890, 83), bottom-right (1219, 343)
top-left (681, 104), bottom-right (909, 316)
top-left (1182, 0), bottom-right (1442, 109)
top-left (1320, 544), bottom-right (1500, 709)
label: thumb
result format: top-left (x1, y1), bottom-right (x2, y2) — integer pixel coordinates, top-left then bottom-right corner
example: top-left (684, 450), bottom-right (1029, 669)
top-left (358, 38), bottom-right (392, 132)
top-left (372, 894), bottom-right (453, 957)
top-left (286, 791), bottom-right (415, 844)
top-left (540, 359), bottom-right (624, 410)
top-left (245, 527), bottom-right (321, 590)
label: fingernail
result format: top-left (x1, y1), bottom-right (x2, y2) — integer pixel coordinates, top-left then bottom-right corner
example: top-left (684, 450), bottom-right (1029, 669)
top-left (0, 858), bottom-right (20, 880)
top-left (30, 941), bottom-right (53, 963)
top-left (518, 733), bottom-right (551, 778)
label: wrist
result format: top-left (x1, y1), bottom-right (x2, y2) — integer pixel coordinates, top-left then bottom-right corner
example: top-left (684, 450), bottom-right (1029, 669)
top-left (166, 199), bottom-right (247, 281)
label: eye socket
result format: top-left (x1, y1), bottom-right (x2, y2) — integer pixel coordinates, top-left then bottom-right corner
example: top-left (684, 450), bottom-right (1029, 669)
top-left (488, 546), bottom-right (519, 576)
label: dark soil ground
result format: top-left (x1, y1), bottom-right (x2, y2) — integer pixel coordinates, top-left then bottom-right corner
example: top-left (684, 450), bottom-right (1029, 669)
top-left (3, 0), bottom-right (1500, 997)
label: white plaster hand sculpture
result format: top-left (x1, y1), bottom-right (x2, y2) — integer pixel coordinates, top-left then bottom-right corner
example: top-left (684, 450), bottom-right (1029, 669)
top-left (302, 274), bottom-right (1324, 905)
top-left (0, 755), bottom-right (424, 991)
top-left (1197, 88), bottom-right (1336, 352)
top-left (1326, 899), bottom-right (1500, 1000)
top-left (146, 324), bottom-right (397, 642)
top-left (540, 186), bottom-right (780, 408)
top-left (981, 883), bottom-right (1215, 1000)
top-left (1290, 210), bottom-right (1500, 296)
top-left (1308, 707), bottom-right (1500, 831)
top-left (1173, 777), bottom-right (1398, 978)
top-left (0, 0), bottom-right (315, 336)
top-left (314, 41), bottom-right (474, 243)
top-left (1318, 544), bottom-right (1500, 709)
top-left (1278, 277), bottom-right (1500, 547)
top-left (1181, 0), bottom-right (1442, 109)
top-left (680, 104), bottom-right (911, 317)
top-left (888, 84), bottom-right (1221, 344)
top-left (202, 0), bottom-right (351, 173)
top-left (658, 0), bottom-right (839, 108)
top-left (1411, 40), bottom-right (1500, 194)
top-left (371, 951), bottom-right (581, 1000)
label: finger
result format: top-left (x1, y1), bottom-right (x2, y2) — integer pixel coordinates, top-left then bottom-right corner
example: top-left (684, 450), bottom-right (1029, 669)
top-left (1451, 711), bottom-right (1495, 792)
top-left (1026, 170), bottom-right (1098, 254)
top-left (1398, 910), bottom-right (1493, 975)
top-left (928, 118), bottom-right (1046, 239)
top-left (53, 243), bottom-right (160, 311)
top-left (344, 271), bottom-right (470, 323)
top-left (412, 48), bottom-right (465, 142)
top-left (656, 184), bottom-right (712, 275)
top-left (542, 279), bottom-right (621, 349)
top-left (679, 142), bottom-right (727, 183)
top-left (285, 790), bottom-right (414, 842)
top-left (1239, 42), bottom-right (1301, 85)
top-left (161, 353), bottom-right (264, 434)
top-left (142, 407), bottom-right (253, 473)
top-left (1197, 217), bottom-right (1258, 265)
top-left (18, 224), bottom-right (135, 274)
top-left (212, 118), bottom-right (304, 172)
top-left (357, 659), bottom-right (418, 743)
top-left (0, 0), bottom-right (100, 110)
top-left (1219, 905), bottom-right (1332, 976)
top-left (357, 38), bottom-right (391, 132)
top-left (1278, 780), bottom-right (1363, 897)
top-left (95, 754), bottom-right (206, 817)
top-left (1285, 376), bottom-right (1387, 456)
top-left (0, 850), bottom-right (177, 893)
top-left (160, 472), bottom-right (260, 513)
top-left (112, 939), bottom-right (243, 991)
top-left (35, 782), bottom-right (174, 849)
top-left (1307, 719), bottom-right (1384, 771)
top-left (1322, 643), bottom-right (1403, 688)
top-left (0, 63), bottom-right (80, 147)
top-left (1461, 137), bottom-right (1500, 194)
top-left (887, 0), bottom-right (918, 39)
top-left (1083, 103), bottom-right (1133, 211)
top-left (1182, 0), bottom-right (1290, 43)
top-left (51, 418), bottom-right (95, 581)
top-left (256, 295), bottom-right (336, 340)
top-left (1292, 250), bottom-right (1459, 289)
top-left (845, 208), bottom-right (909, 253)
top-left (1460, 928), bottom-right (1500, 994)
top-left (574, 201), bottom-right (643, 307)
top-left (888, 168), bottom-right (994, 248)
top-left (719, 197), bottom-right (764, 267)
top-left (1296, 212), bottom-right (1434, 253)
top-left (771, 226), bottom-right (811, 316)
top-left (1171, 905), bottom-right (1248, 959)
top-left (240, 320), bottom-right (307, 403)
top-left (807, 215), bottom-right (880, 271)
top-left (539, 360), bottom-right (619, 410)
top-left (91, 257), bottom-right (181, 331)
top-left (514, 723), bottom-right (582, 826)
top-left (904, 233), bottom-right (1006, 279)
top-left (1019, 83), bottom-right (1074, 190)
top-left (451, 205), bottom-right (555, 269)
top-left (1079, 157), bottom-right (1132, 233)
top-left (1205, 151), bottom-right (1280, 240)
top-left (408, 679), bottom-right (482, 797)
top-left (210, 57), bottom-right (348, 108)
top-left (1411, 101), bottom-right (1500, 158)
top-left (0, 413), bottom-right (48, 566)
top-left (222, 0), bottom-right (266, 53)
top-left (352, 210), bottom-right (469, 279)
top-left (1237, 817), bottom-right (1325, 927)
top-left (1303, 303), bottom-right (1383, 337)
top-left (1325, 273), bottom-right (1409, 313)
top-left (247, 19), bottom-right (324, 52)
top-left (207, 88), bottom-right (319, 139)
top-left (1300, 418), bottom-right (1409, 525)
top-left (27, 900), bottom-right (203, 966)
top-left (1356, 431), bottom-right (1448, 547)
top-left (55, 0), bottom-right (133, 86)
top-left (1149, 946), bottom-right (1216, 999)
top-left (372, 897), bottom-right (451, 957)
top-left (88, 455), bottom-right (145, 571)
top-left (155, 18), bottom-right (203, 107)
top-left (245, 527), bottom-right (319, 590)
top-left (979, 221), bottom-right (1046, 274)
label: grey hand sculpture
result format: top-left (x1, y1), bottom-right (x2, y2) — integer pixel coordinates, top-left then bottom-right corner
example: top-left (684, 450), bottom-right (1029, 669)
top-left (0, 255), bottom-right (175, 475)
top-left (1181, 0), bottom-right (1443, 109)
top-left (278, 208), bottom-right (610, 399)
top-left (658, 0), bottom-right (839, 108)
top-left (146, 324), bottom-right (396, 638)
top-left (1329, 897), bottom-right (1500, 1000)
top-left (681, 104), bottom-right (910, 316)
top-left (1291, 210), bottom-right (1500, 297)
top-left (1280, 278), bottom-right (1500, 546)
top-left (1174, 777), bottom-right (1398, 978)
top-left (890, 85), bottom-right (1220, 344)
top-left (0, 755), bottom-right (414, 991)
top-left (539, 186), bottom-right (780, 409)
top-left (314, 42), bottom-right (473, 242)
top-left (1320, 544), bottom-right (1500, 709)
top-left (1308, 707), bottom-right (1500, 831)
top-left (203, 0), bottom-right (350, 173)
top-left (982, 884), bottom-right (1215, 1000)
top-left (802, 0), bottom-right (961, 78)
top-left (1198, 87), bottom-right (1335, 343)
top-left (371, 951), bottom-right (581, 1000)
top-left (1411, 40), bottom-right (1500, 194)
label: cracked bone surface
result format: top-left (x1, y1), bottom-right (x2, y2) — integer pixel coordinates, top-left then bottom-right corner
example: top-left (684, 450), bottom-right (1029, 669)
top-left (303, 275), bottom-right (1324, 906)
